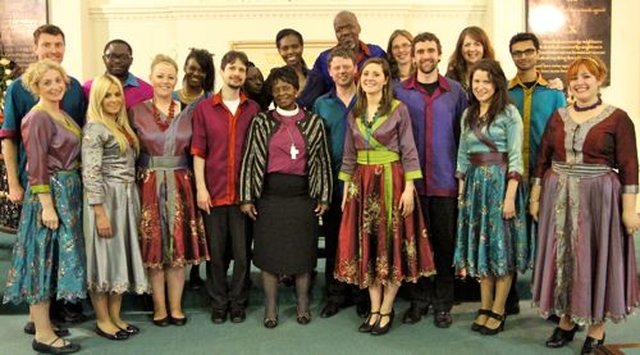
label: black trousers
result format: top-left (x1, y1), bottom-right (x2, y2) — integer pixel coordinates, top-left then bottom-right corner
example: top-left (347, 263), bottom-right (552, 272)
top-left (203, 205), bottom-right (251, 310)
top-left (405, 196), bottom-right (457, 312)
top-left (323, 191), bottom-right (367, 306)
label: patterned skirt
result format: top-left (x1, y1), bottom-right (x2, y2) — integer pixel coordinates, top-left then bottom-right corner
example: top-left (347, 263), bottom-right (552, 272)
top-left (138, 168), bottom-right (208, 268)
top-left (532, 164), bottom-right (639, 324)
top-left (3, 170), bottom-right (86, 305)
top-left (335, 161), bottom-right (436, 288)
top-left (454, 161), bottom-right (532, 278)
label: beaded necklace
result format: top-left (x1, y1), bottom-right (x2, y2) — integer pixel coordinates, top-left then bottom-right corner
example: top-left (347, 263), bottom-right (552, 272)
top-left (151, 99), bottom-right (176, 131)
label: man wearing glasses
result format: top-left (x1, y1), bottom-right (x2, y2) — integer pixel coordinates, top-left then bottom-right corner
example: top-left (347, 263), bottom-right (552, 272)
top-left (83, 39), bottom-right (153, 109)
top-left (505, 32), bottom-right (566, 316)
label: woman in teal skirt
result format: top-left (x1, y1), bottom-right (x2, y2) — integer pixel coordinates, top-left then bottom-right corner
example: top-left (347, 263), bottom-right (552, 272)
top-left (454, 59), bottom-right (532, 336)
top-left (3, 59), bottom-right (85, 354)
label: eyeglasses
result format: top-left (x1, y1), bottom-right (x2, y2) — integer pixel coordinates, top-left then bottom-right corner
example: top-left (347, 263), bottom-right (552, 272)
top-left (392, 43), bottom-right (411, 52)
top-left (511, 48), bottom-right (536, 58)
top-left (103, 53), bottom-right (131, 61)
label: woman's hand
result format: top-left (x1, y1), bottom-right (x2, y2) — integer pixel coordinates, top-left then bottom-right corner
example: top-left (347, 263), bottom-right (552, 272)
top-left (529, 200), bottom-right (540, 222)
top-left (314, 203), bottom-right (329, 217)
top-left (341, 183), bottom-right (349, 211)
top-left (41, 206), bottom-right (59, 230)
top-left (240, 203), bottom-right (258, 221)
top-left (398, 183), bottom-right (415, 218)
top-left (93, 204), bottom-right (113, 238)
top-left (197, 188), bottom-right (212, 214)
top-left (7, 182), bottom-right (24, 204)
top-left (502, 197), bottom-right (516, 219)
top-left (622, 211), bottom-right (640, 236)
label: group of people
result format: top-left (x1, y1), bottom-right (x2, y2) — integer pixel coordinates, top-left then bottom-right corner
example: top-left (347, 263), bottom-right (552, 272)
top-left (0, 9), bottom-right (638, 355)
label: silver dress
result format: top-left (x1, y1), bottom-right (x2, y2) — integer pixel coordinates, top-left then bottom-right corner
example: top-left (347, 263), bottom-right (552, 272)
top-left (82, 121), bottom-right (149, 294)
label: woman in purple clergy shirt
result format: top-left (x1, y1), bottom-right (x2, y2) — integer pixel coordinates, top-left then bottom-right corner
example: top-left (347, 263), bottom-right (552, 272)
top-left (530, 56), bottom-right (640, 354)
top-left (239, 66), bottom-right (332, 328)
top-left (3, 59), bottom-right (85, 354)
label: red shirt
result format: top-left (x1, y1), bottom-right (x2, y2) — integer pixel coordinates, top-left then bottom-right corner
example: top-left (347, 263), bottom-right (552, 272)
top-left (191, 91), bottom-right (260, 207)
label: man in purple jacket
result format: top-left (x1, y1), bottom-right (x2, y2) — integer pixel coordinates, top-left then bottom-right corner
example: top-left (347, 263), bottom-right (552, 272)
top-left (394, 32), bottom-right (468, 329)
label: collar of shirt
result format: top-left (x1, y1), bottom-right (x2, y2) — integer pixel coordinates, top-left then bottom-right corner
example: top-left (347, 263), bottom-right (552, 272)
top-left (211, 90), bottom-right (248, 107)
top-left (123, 73), bottom-right (141, 88)
top-left (508, 71), bottom-right (549, 89)
top-left (403, 74), bottom-right (451, 93)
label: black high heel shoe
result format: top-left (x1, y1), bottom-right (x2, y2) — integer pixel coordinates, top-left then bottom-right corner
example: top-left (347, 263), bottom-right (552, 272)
top-left (358, 311), bottom-right (380, 333)
top-left (479, 311), bottom-right (505, 335)
top-left (581, 333), bottom-right (605, 354)
top-left (545, 324), bottom-right (579, 348)
top-left (370, 310), bottom-right (395, 336)
top-left (471, 309), bottom-right (491, 332)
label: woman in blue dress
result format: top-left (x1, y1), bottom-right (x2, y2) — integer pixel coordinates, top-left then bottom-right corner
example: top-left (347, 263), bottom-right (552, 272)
top-left (454, 58), bottom-right (532, 336)
top-left (3, 59), bottom-right (85, 354)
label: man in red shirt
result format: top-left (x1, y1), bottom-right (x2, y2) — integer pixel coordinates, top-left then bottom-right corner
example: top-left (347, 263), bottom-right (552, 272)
top-left (191, 51), bottom-right (260, 324)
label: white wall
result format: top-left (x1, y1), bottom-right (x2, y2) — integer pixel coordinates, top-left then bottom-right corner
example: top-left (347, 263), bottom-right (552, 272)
top-left (47, 0), bottom-right (639, 121)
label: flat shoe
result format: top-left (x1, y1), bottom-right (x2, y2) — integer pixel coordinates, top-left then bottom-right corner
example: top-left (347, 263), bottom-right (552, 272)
top-left (152, 316), bottom-right (170, 327)
top-left (169, 316), bottom-right (188, 326)
top-left (95, 326), bottom-right (129, 340)
top-left (296, 312), bottom-right (311, 325)
top-left (118, 324), bottom-right (140, 335)
top-left (32, 337), bottom-right (81, 354)
top-left (24, 321), bottom-right (70, 337)
top-left (263, 317), bottom-right (278, 329)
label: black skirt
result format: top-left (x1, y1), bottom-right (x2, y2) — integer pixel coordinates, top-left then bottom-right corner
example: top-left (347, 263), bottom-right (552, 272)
top-left (253, 173), bottom-right (318, 274)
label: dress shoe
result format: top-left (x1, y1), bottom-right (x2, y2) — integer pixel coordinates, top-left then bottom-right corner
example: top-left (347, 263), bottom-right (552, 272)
top-left (480, 312), bottom-right (505, 335)
top-left (358, 311), bottom-right (380, 333)
top-left (263, 317), bottom-right (278, 329)
top-left (32, 337), bottom-right (81, 354)
top-left (229, 308), bottom-right (246, 323)
top-left (370, 310), bottom-right (395, 336)
top-left (95, 326), bottom-right (129, 340)
top-left (169, 316), bottom-right (188, 326)
top-left (24, 321), bottom-right (70, 337)
top-left (118, 324), bottom-right (140, 335)
top-left (402, 304), bottom-right (429, 324)
top-left (53, 305), bottom-right (87, 324)
top-left (296, 311), bottom-right (311, 325)
top-left (471, 309), bottom-right (491, 332)
top-left (434, 311), bottom-right (453, 328)
top-left (211, 308), bottom-right (227, 324)
top-left (152, 316), bottom-right (170, 327)
top-left (320, 302), bottom-right (340, 318)
top-left (581, 334), bottom-right (605, 354)
top-left (545, 325), bottom-right (579, 348)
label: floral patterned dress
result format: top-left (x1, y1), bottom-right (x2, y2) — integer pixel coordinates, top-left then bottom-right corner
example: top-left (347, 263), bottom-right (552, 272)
top-left (129, 100), bottom-right (208, 268)
top-left (335, 100), bottom-right (436, 288)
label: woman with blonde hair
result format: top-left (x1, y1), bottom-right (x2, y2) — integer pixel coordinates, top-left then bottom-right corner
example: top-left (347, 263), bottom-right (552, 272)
top-left (3, 59), bottom-right (85, 354)
top-left (129, 54), bottom-right (208, 327)
top-left (82, 74), bottom-right (149, 340)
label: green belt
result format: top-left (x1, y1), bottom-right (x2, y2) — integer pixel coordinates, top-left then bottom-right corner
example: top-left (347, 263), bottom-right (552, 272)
top-left (356, 150), bottom-right (400, 238)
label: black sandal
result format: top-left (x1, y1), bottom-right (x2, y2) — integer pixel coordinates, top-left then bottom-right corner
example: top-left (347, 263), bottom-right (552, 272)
top-left (471, 309), bottom-right (492, 332)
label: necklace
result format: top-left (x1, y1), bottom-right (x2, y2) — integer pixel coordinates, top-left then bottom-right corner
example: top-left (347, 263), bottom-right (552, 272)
top-left (151, 99), bottom-right (176, 131)
top-left (573, 96), bottom-right (602, 112)
top-left (280, 119), bottom-right (299, 160)
top-left (178, 88), bottom-right (204, 104)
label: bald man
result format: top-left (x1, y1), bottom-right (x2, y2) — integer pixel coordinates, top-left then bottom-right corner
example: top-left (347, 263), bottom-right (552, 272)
top-left (312, 11), bottom-right (386, 91)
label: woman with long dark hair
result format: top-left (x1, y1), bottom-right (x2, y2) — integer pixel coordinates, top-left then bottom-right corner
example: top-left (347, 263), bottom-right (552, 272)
top-left (454, 58), bottom-right (531, 336)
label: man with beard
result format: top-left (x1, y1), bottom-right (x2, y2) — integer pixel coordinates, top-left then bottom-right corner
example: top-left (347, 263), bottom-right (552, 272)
top-left (0, 24), bottom-right (87, 329)
top-left (191, 51), bottom-right (260, 324)
top-left (313, 47), bottom-right (369, 318)
top-left (83, 39), bottom-right (153, 109)
top-left (505, 32), bottom-right (566, 315)
top-left (394, 32), bottom-right (468, 328)
top-left (312, 10), bottom-right (385, 92)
